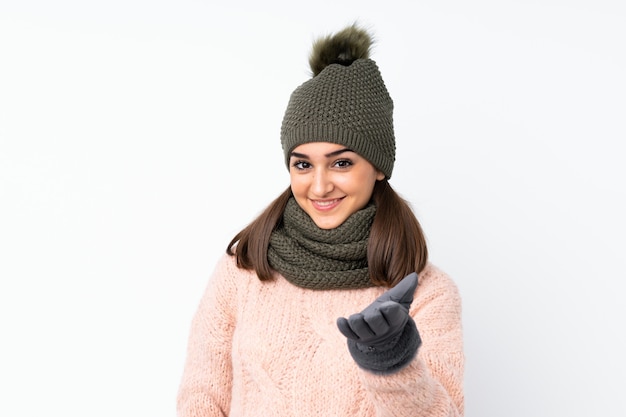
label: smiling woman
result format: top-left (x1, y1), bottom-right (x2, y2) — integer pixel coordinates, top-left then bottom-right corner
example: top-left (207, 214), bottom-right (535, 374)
top-left (177, 24), bottom-right (464, 417)
top-left (289, 143), bottom-right (385, 229)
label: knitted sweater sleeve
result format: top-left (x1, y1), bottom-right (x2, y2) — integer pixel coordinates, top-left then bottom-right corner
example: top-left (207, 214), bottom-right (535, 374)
top-left (177, 255), bottom-right (237, 417)
top-left (359, 265), bottom-right (464, 417)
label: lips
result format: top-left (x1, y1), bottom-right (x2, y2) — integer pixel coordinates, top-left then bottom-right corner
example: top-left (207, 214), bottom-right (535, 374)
top-left (310, 198), bottom-right (343, 211)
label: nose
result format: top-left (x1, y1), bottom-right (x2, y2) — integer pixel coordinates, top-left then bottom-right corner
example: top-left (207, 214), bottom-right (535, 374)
top-left (311, 168), bottom-right (333, 196)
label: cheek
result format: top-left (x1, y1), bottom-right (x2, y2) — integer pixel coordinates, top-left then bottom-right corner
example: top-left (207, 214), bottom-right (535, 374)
top-left (289, 174), bottom-right (306, 194)
top-left (353, 174), bottom-right (378, 199)
top-left (335, 177), bottom-right (358, 192)
top-left (342, 172), bottom-right (375, 191)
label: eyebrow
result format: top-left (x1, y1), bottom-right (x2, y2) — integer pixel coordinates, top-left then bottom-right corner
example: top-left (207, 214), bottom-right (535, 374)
top-left (290, 148), bottom-right (354, 159)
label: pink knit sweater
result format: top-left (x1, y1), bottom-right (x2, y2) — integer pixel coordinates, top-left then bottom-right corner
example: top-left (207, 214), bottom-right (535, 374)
top-left (177, 254), bottom-right (464, 416)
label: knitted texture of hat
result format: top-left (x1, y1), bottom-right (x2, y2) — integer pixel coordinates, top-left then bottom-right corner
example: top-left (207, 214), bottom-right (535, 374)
top-left (280, 25), bottom-right (396, 178)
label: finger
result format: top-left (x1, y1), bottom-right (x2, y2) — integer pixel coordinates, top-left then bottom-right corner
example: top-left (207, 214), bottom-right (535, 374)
top-left (347, 313), bottom-right (376, 339)
top-left (379, 272), bottom-right (418, 306)
top-left (336, 317), bottom-right (360, 340)
top-left (362, 307), bottom-right (390, 336)
top-left (379, 301), bottom-right (409, 328)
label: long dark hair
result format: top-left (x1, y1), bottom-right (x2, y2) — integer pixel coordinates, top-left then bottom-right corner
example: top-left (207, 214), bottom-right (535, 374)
top-left (226, 179), bottom-right (428, 287)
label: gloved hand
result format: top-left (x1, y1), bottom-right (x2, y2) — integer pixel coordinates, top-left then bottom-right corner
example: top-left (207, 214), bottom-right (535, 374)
top-left (337, 272), bottom-right (418, 350)
top-left (336, 272), bottom-right (421, 374)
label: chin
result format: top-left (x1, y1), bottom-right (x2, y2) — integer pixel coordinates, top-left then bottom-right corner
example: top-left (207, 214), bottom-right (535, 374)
top-left (312, 217), bottom-right (346, 230)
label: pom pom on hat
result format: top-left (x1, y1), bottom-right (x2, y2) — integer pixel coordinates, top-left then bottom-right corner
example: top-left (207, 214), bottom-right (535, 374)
top-left (309, 24), bottom-right (373, 76)
top-left (281, 24), bottom-right (396, 179)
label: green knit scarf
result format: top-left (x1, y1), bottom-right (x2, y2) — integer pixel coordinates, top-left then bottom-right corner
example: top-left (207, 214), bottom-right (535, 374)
top-left (268, 197), bottom-right (376, 290)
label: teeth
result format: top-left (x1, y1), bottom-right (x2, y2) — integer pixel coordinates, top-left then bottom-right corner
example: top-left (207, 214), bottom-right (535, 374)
top-left (315, 200), bottom-right (337, 206)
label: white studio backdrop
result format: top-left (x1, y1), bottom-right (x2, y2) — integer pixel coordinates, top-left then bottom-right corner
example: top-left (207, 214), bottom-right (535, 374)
top-left (1, 1), bottom-right (625, 416)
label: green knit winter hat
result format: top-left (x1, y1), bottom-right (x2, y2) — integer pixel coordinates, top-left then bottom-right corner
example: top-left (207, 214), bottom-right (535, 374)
top-left (280, 25), bottom-right (396, 179)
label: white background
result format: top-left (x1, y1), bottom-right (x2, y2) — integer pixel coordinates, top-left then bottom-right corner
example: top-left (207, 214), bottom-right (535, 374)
top-left (1, 1), bottom-right (625, 416)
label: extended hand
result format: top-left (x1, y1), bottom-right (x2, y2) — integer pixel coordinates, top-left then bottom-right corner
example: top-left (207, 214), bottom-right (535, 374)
top-left (337, 272), bottom-right (418, 349)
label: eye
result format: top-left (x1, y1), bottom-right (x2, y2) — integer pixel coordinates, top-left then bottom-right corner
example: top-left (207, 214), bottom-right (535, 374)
top-left (291, 160), bottom-right (311, 170)
top-left (333, 159), bottom-right (353, 168)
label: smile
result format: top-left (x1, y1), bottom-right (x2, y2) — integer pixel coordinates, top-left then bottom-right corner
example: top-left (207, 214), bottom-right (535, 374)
top-left (311, 198), bottom-right (343, 210)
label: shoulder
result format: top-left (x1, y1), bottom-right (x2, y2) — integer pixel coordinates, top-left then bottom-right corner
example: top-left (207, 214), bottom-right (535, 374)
top-left (202, 253), bottom-right (256, 300)
top-left (213, 252), bottom-right (244, 277)
top-left (418, 263), bottom-right (459, 294)
top-left (413, 262), bottom-right (462, 311)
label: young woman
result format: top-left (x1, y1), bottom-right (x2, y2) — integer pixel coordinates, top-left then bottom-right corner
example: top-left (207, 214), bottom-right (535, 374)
top-left (177, 24), bottom-right (464, 416)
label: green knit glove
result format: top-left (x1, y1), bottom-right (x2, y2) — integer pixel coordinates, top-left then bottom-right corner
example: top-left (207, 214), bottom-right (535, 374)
top-left (336, 272), bottom-right (421, 374)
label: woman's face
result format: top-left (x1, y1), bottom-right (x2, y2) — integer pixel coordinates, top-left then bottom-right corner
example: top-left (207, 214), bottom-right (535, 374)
top-left (289, 142), bottom-right (385, 229)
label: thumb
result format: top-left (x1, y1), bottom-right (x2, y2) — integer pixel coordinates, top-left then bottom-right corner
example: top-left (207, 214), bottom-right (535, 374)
top-left (377, 272), bottom-right (418, 309)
